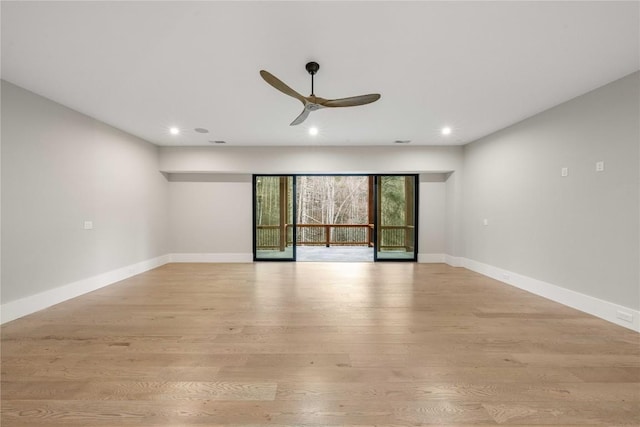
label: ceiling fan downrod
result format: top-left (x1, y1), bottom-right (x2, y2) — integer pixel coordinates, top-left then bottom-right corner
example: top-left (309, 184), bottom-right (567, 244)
top-left (305, 61), bottom-right (320, 96)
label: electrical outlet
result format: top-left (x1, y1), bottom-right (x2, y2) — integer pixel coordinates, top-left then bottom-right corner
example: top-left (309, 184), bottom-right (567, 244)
top-left (596, 161), bottom-right (605, 172)
top-left (616, 310), bottom-right (633, 323)
top-left (83, 221), bottom-right (93, 230)
top-left (561, 167), bottom-right (568, 177)
top-left (483, 219), bottom-right (489, 226)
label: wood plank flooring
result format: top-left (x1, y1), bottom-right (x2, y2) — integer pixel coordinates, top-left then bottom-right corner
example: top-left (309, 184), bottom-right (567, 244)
top-left (2, 262), bottom-right (639, 426)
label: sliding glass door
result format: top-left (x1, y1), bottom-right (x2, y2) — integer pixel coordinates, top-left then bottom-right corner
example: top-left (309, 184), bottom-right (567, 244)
top-left (374, 175), bottom-right (418, 261)
top-left (253, 174), bottom-right (418, 262)
top-left (253, 175), bottom-right (296, 261)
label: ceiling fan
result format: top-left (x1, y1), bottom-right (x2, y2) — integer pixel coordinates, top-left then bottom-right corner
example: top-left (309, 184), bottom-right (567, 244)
top-left (260, 62), bottom-right (381, 126)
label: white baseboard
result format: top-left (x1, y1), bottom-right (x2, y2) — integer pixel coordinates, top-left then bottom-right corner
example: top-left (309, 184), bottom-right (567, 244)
top-left (418, 253), bottom-right (446, 263)
top-left (5, 252), bottom-right (636, 333)
top-left (0, 254), bottom-right (171, 324)
top-left (170, 253), bottom-right (253, 263)
top-left (444, 254), bottom-right (465, 267)
top-left (459, 257), bottom-right (640, 333)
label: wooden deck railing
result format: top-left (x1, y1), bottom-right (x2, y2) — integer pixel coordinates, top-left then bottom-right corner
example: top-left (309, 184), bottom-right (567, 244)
top-left (257, 224), bottom-right (414, 250)
top-left (378, 225), bottom-right (415, 251)
top-left (294, 224), bottom-right (373, 247)
top-left (256, 225), bottom-right (289, 249)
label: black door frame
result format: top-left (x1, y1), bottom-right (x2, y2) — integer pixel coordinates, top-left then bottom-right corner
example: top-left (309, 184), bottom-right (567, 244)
top-left (252, 175), bottom-right (297, 262)
top-left (252, 174), bottom-right (419, 262)
top-left (373, 174), bottom-right (419, 262)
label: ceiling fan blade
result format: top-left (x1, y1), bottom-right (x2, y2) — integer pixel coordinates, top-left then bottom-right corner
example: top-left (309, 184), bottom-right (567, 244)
top-left (260, 70), bottom-right (306, 104)
top-left (290, 107), bottom-right (311, 126)
top-left (321, 93), bottom-right (381, 108)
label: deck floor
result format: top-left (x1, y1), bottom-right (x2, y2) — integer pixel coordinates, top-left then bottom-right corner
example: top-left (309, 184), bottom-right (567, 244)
top-left (297, 246), bottom-right (373, 261)
top-left (258, 246), bottom-right (415, 262)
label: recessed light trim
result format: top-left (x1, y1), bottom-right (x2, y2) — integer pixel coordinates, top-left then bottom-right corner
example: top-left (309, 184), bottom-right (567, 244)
top-left (441, 126), bottom-right (452, 135)
top-left (309, 127), bottom-right (319, 136)
top-left (169, 127), bottom-right (180, 135)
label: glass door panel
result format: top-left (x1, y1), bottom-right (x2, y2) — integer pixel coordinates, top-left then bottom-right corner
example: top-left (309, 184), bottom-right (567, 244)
top-left (374, 175), bottom-right (418, 261)
top-left (253, 175), bottom-right (295, 261)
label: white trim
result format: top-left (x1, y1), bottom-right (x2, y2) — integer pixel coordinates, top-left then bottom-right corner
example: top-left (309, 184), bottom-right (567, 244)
top-left (170, 253), bottom-right (253, 263)
top-left (445, 254), bottom-right (465, 267)
top-left (5, 252), bottom-right (636, 333)
top-left (461, 257), bottom-right (640, 333)
top-left (418, 253), bottom-right (446, 263)
top-left (0, 254), bottom-right (171, 324)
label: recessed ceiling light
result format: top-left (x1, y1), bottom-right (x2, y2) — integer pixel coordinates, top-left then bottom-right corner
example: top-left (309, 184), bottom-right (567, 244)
top-left (394, 140), bottom-right (411, 144)
top-left (309, 127), bottom-right (319, 136)
top-left (169, 127), bottom-right (180, 135)
top-left (441, 126), bottom-right (452, 135)
top-left (194, 128), bottom-right (209, 133)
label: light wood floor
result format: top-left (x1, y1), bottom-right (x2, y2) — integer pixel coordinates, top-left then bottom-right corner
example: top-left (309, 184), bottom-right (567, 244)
top-left (2, 263), bottom-right (639, 426)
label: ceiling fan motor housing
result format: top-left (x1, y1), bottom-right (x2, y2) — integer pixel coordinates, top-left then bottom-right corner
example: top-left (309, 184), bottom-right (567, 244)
top-left (305, 61), bottom-right (320, 75)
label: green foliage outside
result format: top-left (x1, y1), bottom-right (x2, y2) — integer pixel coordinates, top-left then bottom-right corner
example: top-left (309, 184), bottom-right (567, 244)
top-left (380, 176), bottom-right (406, 226)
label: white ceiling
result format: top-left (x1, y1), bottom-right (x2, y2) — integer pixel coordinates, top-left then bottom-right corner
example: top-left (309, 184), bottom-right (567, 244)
top-left (2, 1), bottom-right (638, 147)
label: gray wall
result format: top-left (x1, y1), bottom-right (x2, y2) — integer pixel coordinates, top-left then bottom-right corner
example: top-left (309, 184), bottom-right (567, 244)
top-left (419, 174), bottom-right (447, 255)
top-left (159, 145), bottom-right (464, 175)
top-left (167, 172), bottom-right (449, 257)
top-left (463, 72), bottom-right (639, 309)
top-left (160, 147), bottom-right (464, 257)
top-left (168, 174), bottom-right (253, 254)
top-left (1, 81), bottom-right (170, 304)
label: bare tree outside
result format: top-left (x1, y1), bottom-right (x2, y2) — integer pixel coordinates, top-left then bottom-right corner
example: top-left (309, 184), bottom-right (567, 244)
top-left (296, 176), bottom-right (368, 244)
